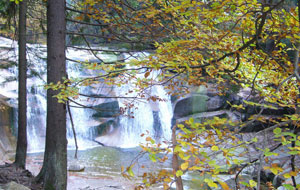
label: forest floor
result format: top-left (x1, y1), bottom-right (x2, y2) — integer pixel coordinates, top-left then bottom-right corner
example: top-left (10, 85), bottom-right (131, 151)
top-left (0, 161), bottom-right (133, 190)
top-left (0, 163), bottom-right (42, 190)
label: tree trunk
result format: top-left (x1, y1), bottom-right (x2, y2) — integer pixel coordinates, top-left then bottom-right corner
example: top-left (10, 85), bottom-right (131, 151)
top-left (172, 126), bottom-right (184, 190)
top-left (36, 0), bottom-right (67, 189)
top-left (14, 0), bottom-right (28, 169)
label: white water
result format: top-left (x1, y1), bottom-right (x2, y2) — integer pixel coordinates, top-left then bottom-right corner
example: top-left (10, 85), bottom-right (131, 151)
top-left (0, 37), bottom-right (172, 152)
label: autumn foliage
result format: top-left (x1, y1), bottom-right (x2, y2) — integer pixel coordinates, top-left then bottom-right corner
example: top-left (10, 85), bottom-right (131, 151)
top-left (63, 0), bottom-right (300, 189)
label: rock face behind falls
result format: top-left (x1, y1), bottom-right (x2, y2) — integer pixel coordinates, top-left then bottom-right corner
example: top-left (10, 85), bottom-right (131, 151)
top-left (0, 95), bottom-right (16, 163)
top-left (172, 84), bottom-right (294, 132)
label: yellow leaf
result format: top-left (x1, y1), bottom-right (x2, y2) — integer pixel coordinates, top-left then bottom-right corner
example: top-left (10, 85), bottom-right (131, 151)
top-left (283, 173), bottom-right (291, 178)
top-left (249, 180), bottom-right (257, 187)
top-left (219, 181), bottom-right (230, 190)
top-left (290, 171), bottom-right (297, 176)
top-left (270, 168), bottom-right (278, 175)
top-left (211, 146), bottom-right (219, 151)
top-left (164, 177), bottom-right (172, 183)
top-left (163, 183), bottom-right (169, 190)
top-left (181, 162), bottom-right (189, 170)
top-left (208, 182), bottom-right (218, 188)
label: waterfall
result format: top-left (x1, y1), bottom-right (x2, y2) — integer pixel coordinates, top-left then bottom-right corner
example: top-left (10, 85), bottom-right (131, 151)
top-left (117, 85), bottom-right (172, 148)
top-left (0, 37), bottom-right (172, 152)
top-left (94, 84), bottom-right (173, 148)
top-left (95, 53), bottom-right (172, 147)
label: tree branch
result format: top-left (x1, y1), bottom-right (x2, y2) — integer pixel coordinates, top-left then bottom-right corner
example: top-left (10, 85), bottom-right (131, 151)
top-left (66, 18), bottom-right (108, 27)
top-left (67, 101), bottom-right (78, 159)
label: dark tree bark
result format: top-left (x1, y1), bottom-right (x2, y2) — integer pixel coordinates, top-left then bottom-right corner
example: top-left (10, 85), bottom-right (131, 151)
top-left (14, 0), bottom-right (28, 169)
top-left (172, 126), bottom-right (183, 190)
top-left (35, 0), bottom-right (67, 189)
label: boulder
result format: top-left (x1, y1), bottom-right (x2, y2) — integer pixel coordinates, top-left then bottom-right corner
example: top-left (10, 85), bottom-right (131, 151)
top-left (3, 182), bottom-right (30, 190)
top-left (252, 170), bottom-right (284, 188)
top-left (173, 95), bottom-right (208, 119)
top-left (68, 164), bottom-right (85, 172)
top-left (92, 101), bottom-right (120, 118)
top-left (173, 91), bottom-right (228, 119)
top-left (176, 110), bottom-right (240, 124)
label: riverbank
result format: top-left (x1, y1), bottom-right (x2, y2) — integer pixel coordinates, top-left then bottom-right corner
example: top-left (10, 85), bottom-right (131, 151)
top-left (0, 151), bottom-right (135, 190)
top-left (25, 147), bottom-right (138, 190)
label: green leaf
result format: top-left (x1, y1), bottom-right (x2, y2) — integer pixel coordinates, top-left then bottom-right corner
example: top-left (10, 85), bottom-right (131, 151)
top-left (150, 139), bottom-right (155, 144)
top-left (127, 166), bottom-right (134, 177)
top-left (288, 151), bottom-right (299, 155)
top-left (240, 181), bottom-right (249, 187)
top-left (208, 160), bottom-right (216, 166)
top-left (149, 154), bottom-right (157, 162)
top-left (263, 148), bottom-right (278, 157)
top-left (273, 127), bottom-right (281, 135)
top-left (176, 170), bottom-right (183, 177)
top-left (249, 180), bottom-right (257, 187)
top-left (204, 178), bottom-right (218, 188)
top-left (282, 184), bottom-right (295, 190)
top-left (282, 132), bottom-right (296, 138)
top-left (179, 152), bottom-right (191, 160)
top-left (174, 145), bottom-right (181, 153)
top-left (189, 117), bottom-right (194, 124)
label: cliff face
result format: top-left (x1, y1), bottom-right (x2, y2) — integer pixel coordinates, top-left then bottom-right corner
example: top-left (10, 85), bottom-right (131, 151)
top-left (0, 95), bottom-right (16, 164)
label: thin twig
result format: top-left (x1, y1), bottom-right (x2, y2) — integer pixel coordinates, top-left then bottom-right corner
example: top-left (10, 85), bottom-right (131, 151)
top-left (67, 101), bottom-right (78, 159)
top-left (290, 130), bottom-right (297, 188)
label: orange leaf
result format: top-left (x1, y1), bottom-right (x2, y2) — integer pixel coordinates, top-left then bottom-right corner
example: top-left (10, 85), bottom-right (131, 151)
top-left (144, 71), bottom-right (150, 78)
top-left (219, 181), bottom-right (230, 190)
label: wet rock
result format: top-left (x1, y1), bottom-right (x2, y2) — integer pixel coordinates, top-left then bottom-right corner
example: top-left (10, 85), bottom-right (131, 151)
top-left (152, 111), bottom-right (162, 140)
top-left (3, 181), bottom-right (30, 190)
top-left (0, 96), bottom-right (16, 162)
top-left (223, 174), bottom-right (252, 189)
top-left (78, 186), bottom-right (125, 190)
top-left (173, 93), bottom-right (227, 119)
top-left (251, 169), bottom-right (284, 188)
top-left (173, 95), bottom-right (208, 118)
top-left (176, 110), bottom-right (240, 124)
top-left (92, 101), bottom-right (120, 118)
top-left (89, 120), bottom-right (116, 137)
top-left (68, 164), bottom-right (85, 172)
top-left (102, 185), bottom-right (125, 189)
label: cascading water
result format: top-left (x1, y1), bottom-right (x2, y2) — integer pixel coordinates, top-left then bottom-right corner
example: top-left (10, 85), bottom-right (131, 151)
top-left (116, 85), bottom-right (173, 148)
top-left (0, 36), bottom-right (172, 152)
top-left (117, 66), bottom-right (173, 147)
top-left (95, 53), bottom-right (172, 147)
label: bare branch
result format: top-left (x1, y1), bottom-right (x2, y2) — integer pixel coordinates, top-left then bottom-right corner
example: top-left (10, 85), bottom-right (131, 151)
top-left (66, 18), bottom-right (108, 27)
